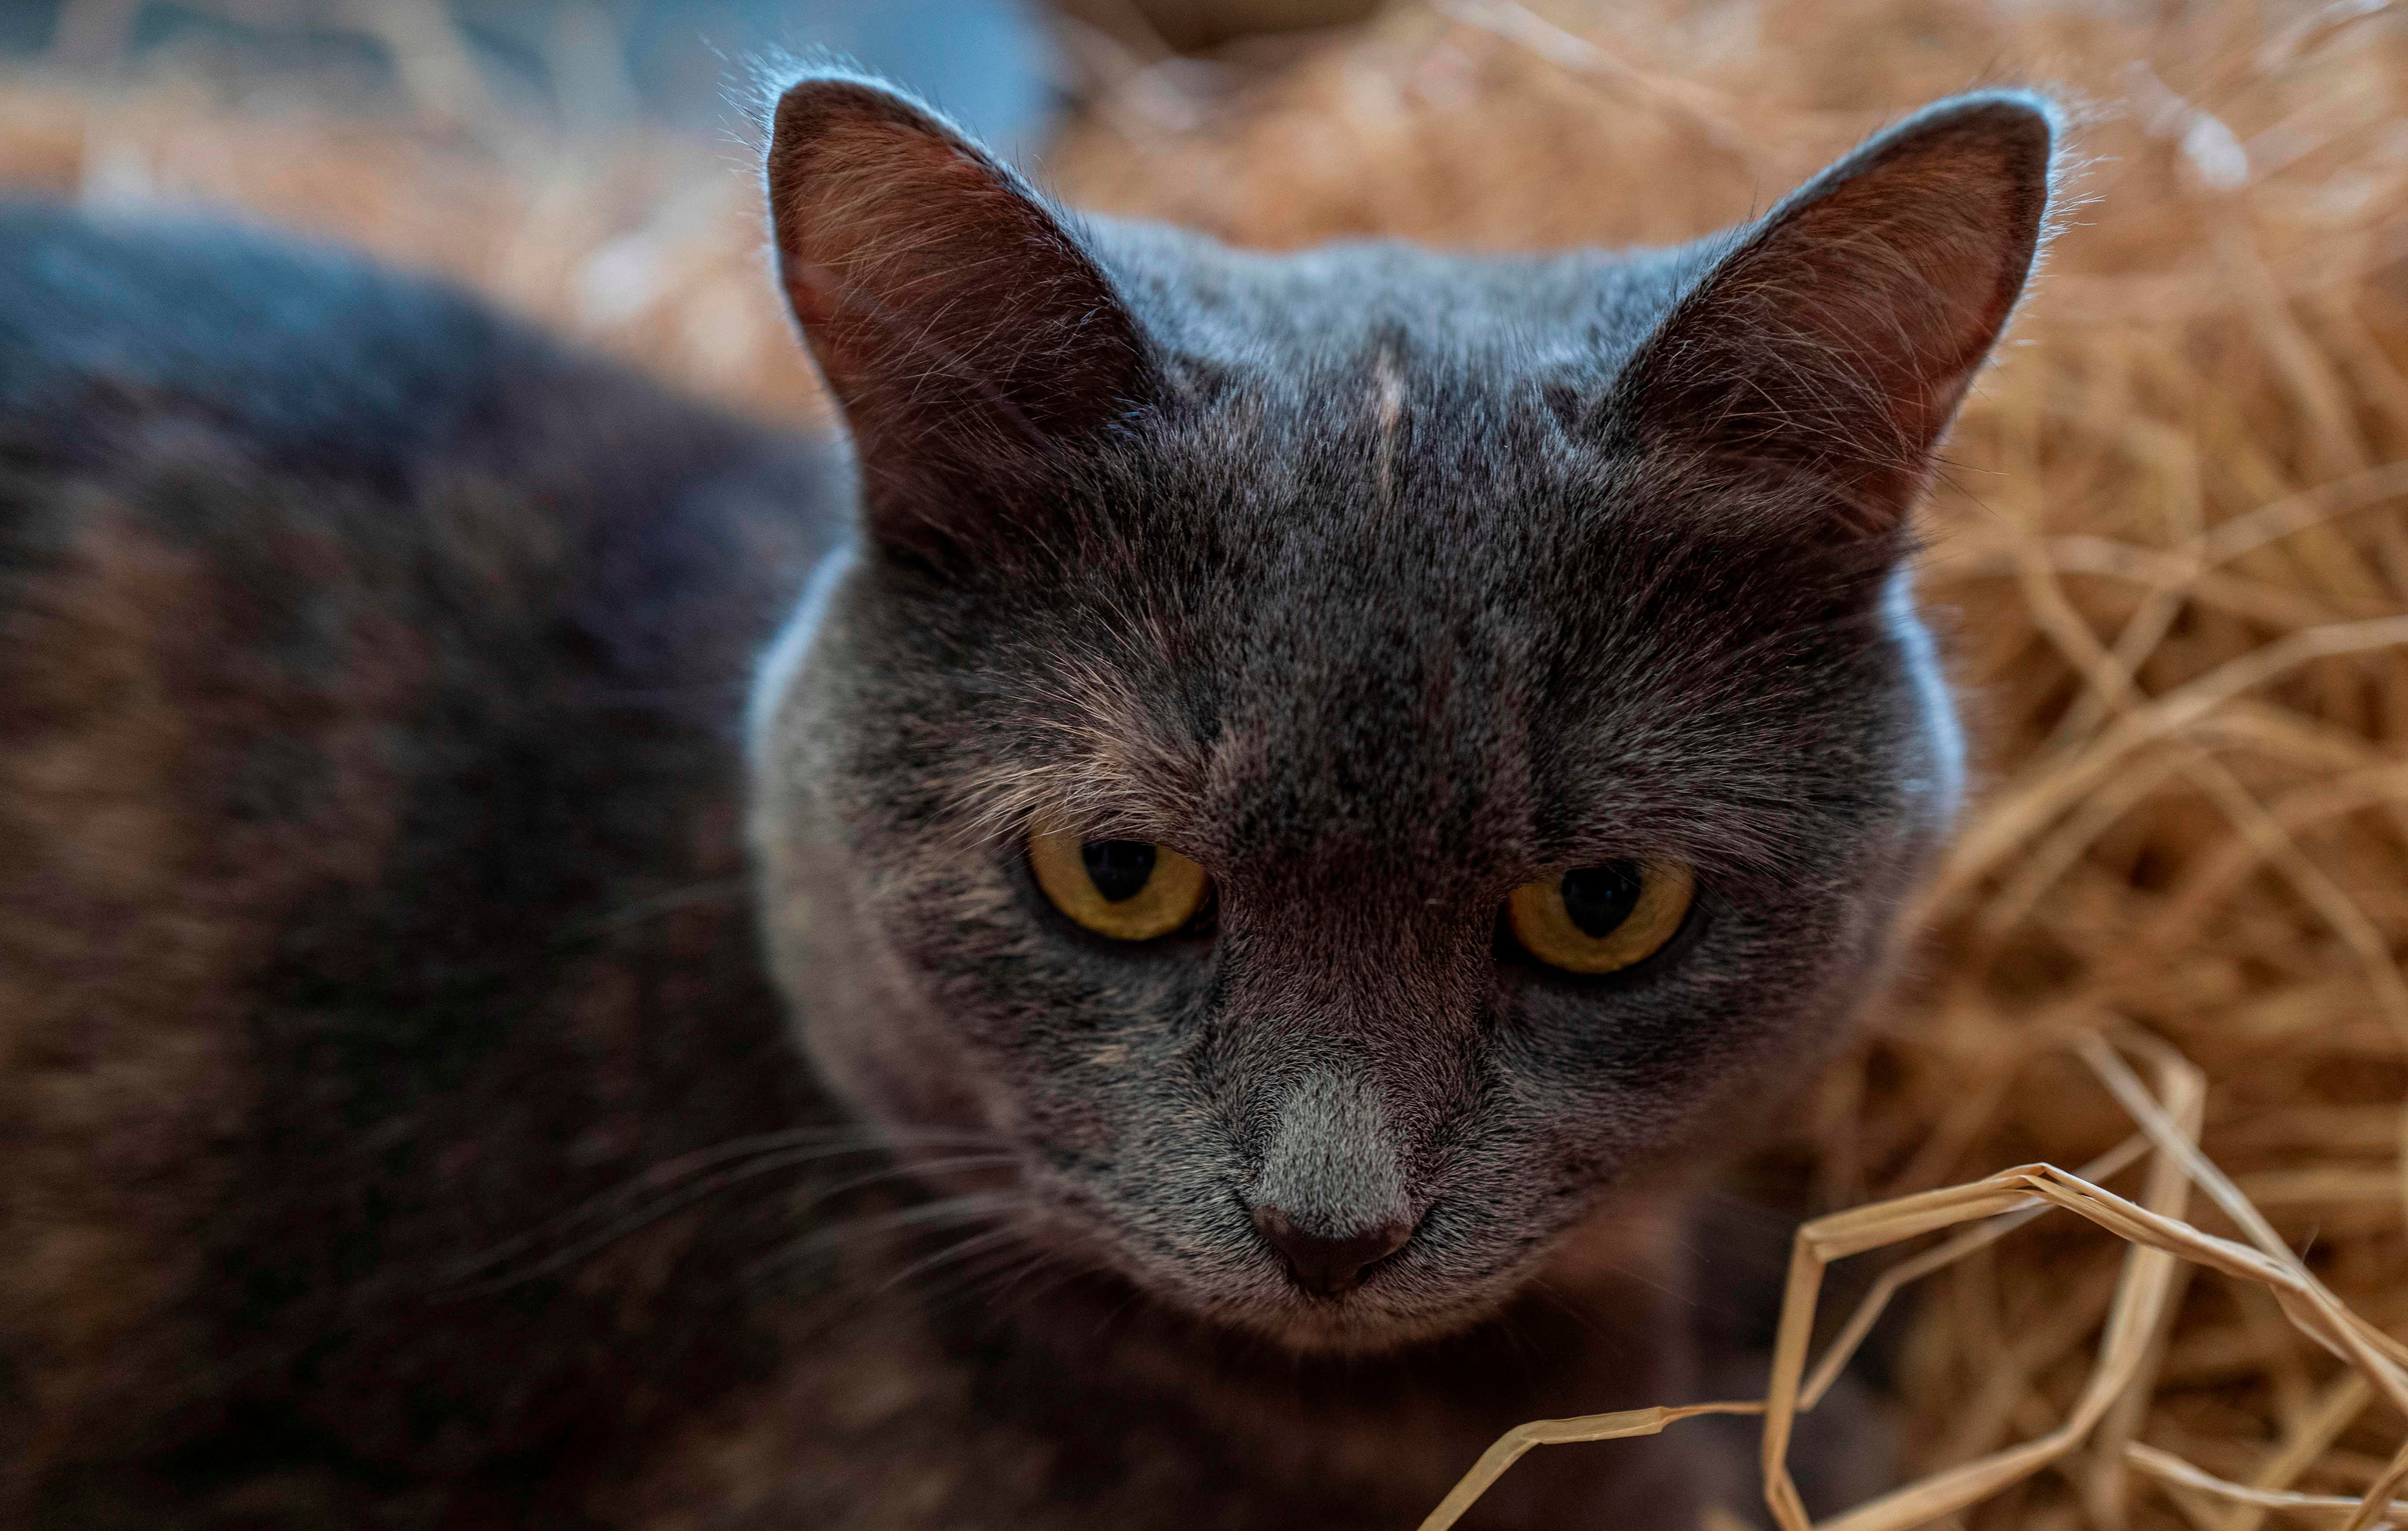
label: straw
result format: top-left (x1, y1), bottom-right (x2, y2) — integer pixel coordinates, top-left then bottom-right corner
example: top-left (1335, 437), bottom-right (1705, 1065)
top-left (1418, 1035), bottom-right (2405, 1531)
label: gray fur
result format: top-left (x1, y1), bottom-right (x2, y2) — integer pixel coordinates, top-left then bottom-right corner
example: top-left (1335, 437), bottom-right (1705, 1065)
top-left (738, 74), bottom-right (2057, 1524)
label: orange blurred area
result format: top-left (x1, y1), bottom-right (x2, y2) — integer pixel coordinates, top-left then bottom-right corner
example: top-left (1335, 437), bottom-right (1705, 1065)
top-left (1, 3), bottom-right (2404, 1527)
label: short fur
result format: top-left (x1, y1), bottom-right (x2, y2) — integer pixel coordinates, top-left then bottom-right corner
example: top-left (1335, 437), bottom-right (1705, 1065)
top-left (1, 76), bottom-right (2056, 1530)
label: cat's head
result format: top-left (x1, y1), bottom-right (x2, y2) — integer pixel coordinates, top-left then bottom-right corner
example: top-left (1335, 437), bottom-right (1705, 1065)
top-left (747, 73), bottom-right (2054, 1352)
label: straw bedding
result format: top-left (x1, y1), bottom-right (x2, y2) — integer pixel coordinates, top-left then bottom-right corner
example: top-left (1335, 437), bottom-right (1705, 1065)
top-left (4, 1), bottom-right (2403, 1525)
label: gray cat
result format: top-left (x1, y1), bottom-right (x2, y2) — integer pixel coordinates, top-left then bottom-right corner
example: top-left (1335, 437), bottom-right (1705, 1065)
top-left (0, 67), bottom-right (2052, 1530)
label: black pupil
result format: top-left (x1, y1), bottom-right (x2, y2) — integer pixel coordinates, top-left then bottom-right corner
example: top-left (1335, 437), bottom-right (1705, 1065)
top-left (1081, 840), bottom-right (1157, 903)
top-left (1560, 862), bottom-right (1643, 938)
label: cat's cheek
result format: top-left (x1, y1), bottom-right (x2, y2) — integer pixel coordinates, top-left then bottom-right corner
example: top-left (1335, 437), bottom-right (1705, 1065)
top-left (818, 847), bottom-right (1214, 1185)
top-left (1481, 928), bottom-right (1828, 1172)
top-left (1007, 975), bottom-right (1224, 1195)
top-left (753, 819), bottom-right (1008, 1147)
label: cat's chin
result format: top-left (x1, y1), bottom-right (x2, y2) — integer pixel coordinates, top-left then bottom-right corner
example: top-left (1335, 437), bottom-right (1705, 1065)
top-left (1104, 1241), bottom-right (1548, 1357)
top-left (1197, 1289), bottom-right (1523, 1356)
top-left (1120, 1187), bottom-right (1696, 1358)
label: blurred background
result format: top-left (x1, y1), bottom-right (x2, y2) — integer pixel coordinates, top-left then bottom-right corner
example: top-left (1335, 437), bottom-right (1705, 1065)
top-left (0, 0), bottom-right (1383, 161)
top-left (1, 2), bottom-right (2403, 1528)
top-left (0, 0), bottom-right (1082, 155)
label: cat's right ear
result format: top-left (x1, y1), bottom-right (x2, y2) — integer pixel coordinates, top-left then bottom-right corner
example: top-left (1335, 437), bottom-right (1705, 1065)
top-left (1607, 92), bottom-right (2058, 547)
top-left (764, 72), bottom-right (1149, 561)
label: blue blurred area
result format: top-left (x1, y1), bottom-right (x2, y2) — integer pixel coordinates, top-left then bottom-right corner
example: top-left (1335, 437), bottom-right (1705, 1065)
top-left (2, 0), bottom-right (1062, 165)
top-left (619, 0), bottom-right (1061, 162)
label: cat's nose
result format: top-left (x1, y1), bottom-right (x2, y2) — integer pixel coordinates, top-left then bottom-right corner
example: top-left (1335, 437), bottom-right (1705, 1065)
top-left (1250, 1205), bottom-right (1413, 1297)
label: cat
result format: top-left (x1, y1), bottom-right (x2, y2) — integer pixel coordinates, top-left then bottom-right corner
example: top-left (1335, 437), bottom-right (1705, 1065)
top-left (0, 66), bottom-right (2054, 1530)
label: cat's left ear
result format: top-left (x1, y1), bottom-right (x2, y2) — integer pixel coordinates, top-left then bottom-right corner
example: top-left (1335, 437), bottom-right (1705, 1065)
top-left (1612, 92), bottom-right (2059, 541)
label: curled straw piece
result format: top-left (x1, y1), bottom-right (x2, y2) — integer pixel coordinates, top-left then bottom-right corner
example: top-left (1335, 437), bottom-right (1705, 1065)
top-left (2125, 1442), bottom-right (2407, 1524)
top-left (1416, 1034), bottom-right (2408, 1531)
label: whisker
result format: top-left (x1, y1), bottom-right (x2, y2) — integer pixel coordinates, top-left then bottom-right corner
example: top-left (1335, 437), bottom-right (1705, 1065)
top-left (1090, 1281), bottom-right (1152, 1342)
top-left (741, 1189), bottom-right (1035, 1287)
top-left (444, 1151), bottom-right (1019, 1295)
top-left (970, 1250), bottom-right (1095, 1325)
top-left (442, 1123), bottom-right (1006, 1281)
top-left (553, 878), bottom-right (749, 943)
top-left (878, 1223), bottom-right (1035, 1294)
top-left (1523, 1276), bottom-right (1628, 1350)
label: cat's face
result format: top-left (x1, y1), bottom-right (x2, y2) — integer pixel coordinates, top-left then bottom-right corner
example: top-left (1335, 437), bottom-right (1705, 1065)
top-left (749, 76), bottom-right (2051, 1351)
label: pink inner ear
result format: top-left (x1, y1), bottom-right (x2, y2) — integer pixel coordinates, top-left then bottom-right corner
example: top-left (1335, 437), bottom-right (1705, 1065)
top-left (1624, 103), bottom-right (2050, 538)
top-left (767, 81), bottom-right (1142, 471)
top-left (1751, 134), bottom-right (2045, 452)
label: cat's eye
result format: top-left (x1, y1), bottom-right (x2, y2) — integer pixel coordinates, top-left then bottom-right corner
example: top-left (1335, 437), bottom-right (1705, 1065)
top-left (1028, 828), bottom-right (1210, 941)
top-left (1504, 860), bottom-right (1695, 975)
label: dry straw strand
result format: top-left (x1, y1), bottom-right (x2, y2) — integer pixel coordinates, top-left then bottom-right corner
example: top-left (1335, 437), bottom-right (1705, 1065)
top-left (1418, 1035), bottom-right (2405, 1531)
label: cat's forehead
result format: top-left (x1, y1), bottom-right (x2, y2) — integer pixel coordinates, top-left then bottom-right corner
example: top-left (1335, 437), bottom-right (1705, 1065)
top-left (1085, 217), bottom-right (1721, 594)
top-left (1049, 411), bottom-right (1820, 880)
top-left (1048, 250), bottom-right (1676, 744)
top-left (965, 223), bottom-right (1911, 877)
top-left (1087, 250), bottom-right (1646, 637)
top-left (1089, 215), bottom-right (1704, 383)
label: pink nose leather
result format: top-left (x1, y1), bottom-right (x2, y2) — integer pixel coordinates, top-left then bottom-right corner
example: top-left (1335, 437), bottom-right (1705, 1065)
top-left (1250, 1206), bottom-right (1413, 1297)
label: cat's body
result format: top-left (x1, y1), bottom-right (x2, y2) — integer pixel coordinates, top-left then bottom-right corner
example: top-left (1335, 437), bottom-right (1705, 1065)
top-left (0, 204), bottom-right (856, 1524)
top-left (0, 76), bottom-right (2054, 1531)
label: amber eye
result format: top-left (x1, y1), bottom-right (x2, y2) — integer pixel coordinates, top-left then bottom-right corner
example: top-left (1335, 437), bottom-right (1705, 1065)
top-left (1505, 860), bottom-right (1695, 975)
top-left (1029, 828), bottom-right (1210, 941)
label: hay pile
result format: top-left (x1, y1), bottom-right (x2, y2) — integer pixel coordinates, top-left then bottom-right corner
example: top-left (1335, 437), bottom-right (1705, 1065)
top-left (4, 1), bottom-right (2403, 1525)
